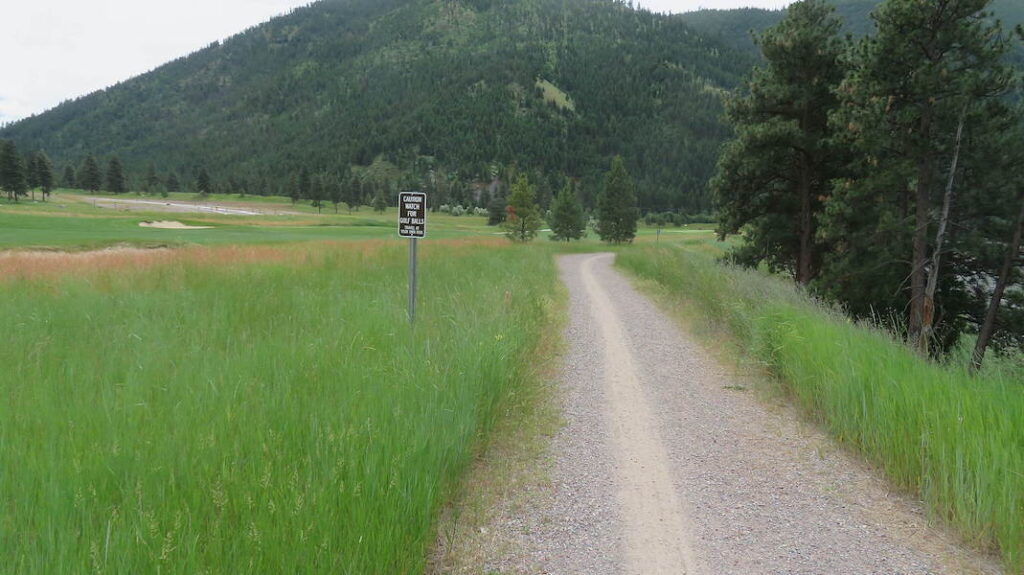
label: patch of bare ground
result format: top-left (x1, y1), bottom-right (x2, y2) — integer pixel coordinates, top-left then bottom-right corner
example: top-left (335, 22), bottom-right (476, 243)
top-left (139, 220), bottom-right (213, 229)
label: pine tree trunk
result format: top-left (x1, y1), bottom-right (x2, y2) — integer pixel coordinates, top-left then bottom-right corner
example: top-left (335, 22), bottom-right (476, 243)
top-left (920, 107), bottom-right (967, 355)
top-left (909, 113), bottom-right (933, 350)
top-left (971, 193), bottom-right (1024, 372)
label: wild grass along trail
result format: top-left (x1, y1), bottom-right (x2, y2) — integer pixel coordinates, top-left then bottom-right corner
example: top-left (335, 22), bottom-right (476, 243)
top-left (481, 253), bottom-right (1000, 574)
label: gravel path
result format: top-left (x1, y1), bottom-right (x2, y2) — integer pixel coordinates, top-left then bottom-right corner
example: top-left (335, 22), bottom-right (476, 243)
top-left (481, 253), bottom-right (1000, 575)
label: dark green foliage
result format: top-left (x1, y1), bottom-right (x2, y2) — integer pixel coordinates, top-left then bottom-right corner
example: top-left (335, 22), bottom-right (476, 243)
top-left (548, 180), bottom-right (585, 241)
top-left (714, 0), bottom-right (846, 284)
top-left (105, 157), bottom-right (127, 194)
top-left (144, 163), bottom-right (161, 195)
top-left (166, 172), bottom-right (180, 194)
top-left (299, 168), bottom-right (311, 201)
top-left (328, 174), bottom-right (344, 213)
top-left (0, 140), bottom-right (28, 201)
top-left (596, 156), bottom-right (638, 244)
top-left (196, 168), bottom-right (212, 197)
top-left (310, 173), bottom-right (326, 213)
top-left (34, 152), bottom-right (54, 199)
top-left (79, 155), bottom-right (102, 192)
top-left (372, 191), bottom-right (387, 214)
top-left (486, 192), bottom-right (507, 226)
top-left (819, 0), bottom-right (1016, 352)
top-left (681, 0), bottom-right (1023, 52)
top-left (62, 164), bottom-right (76, 189)
top-left (503, 175), bottom-right (542, 242)
top-left (343, 176), bottom-right (361, 212)
top-left (26, 154), bottom-right (40, 191)
top-left (0, 0), bottom-right (755, 214)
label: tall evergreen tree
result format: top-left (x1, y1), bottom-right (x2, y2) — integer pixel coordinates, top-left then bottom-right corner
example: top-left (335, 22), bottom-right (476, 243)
top-left (713, 0), bottom-right (845, 284)
top-left (372, 190), bottom-right (388, 213)
top-left (0, 140), bottom-right (28, 201)
top-left (166, 171), bottom-right (180, 194)
top-left (26, 154), bottom-right (41, 194)
top-left (310, 173), bottom-right (326, 213)
top-left (486, 192), bottom-right (507, 226)
top-left (144, 163), bottom-right (161, 195)
top-left (596, 156), bottom-right (639, 244)
top-left (62, 164), bottom-right (76, 189)
top-left (344, 175), bottom-right (361, 212)
top-left (820, 0), bottom-right (1015, 352)
top-left (196, 168), bottom-right (212, 197)
top-left (328, 174), bottom-right (344, 214)
top-left (35, 152), bottom-right (54, 200)
top-left (299, 167), bottom-right (312, 200)
top-left (105, 157), bottom-right (127, 194)
top-left (503, 174), bottom-right (542, 242)
top-left (79, 155), bottom-right (102, 192)
top-left (549, 180), bottom-right (586, 241)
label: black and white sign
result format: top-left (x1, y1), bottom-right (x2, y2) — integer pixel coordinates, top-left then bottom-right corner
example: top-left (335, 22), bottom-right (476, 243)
top-left (399, 192), bottom-right (427, 238)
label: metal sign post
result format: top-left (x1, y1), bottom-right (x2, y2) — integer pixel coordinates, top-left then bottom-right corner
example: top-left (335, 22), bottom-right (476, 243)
top-left (398, 192), bottom-right (427, 324)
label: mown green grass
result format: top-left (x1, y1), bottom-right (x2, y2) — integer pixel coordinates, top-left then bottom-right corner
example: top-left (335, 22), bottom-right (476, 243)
top-left (618, 246), bottom-right (1024, 571)
top-left (0, 240), bottom-right (557, 573)
top-left (0, 193), bottom-right (497, 250)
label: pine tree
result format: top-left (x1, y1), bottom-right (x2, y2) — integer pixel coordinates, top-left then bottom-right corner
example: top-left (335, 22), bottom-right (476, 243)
top-left (820, 0), bottom-right (1015, 352)
top-left (62, 164), bottom-right (76, 189)
top-left (328, 174), bottom-right (344, 214)
top-left (299, 167), bottom-right (312, 200)
top-left (197, 168), bottom-right (212, 198)
top-left (344, 175), bottom-right (361, 212)
top-left (372, 190), bottom-right (388, 213)
top-left (486, 192), bottom-right (507, 226)
top-left (502, 174), bottom-right (542, 242)
top-left (105, 157), bottom-right (127, 194)
top-left (713, 0), bottom-right (845, 284)
top-left (596, 156), bottom-right (638, 244)
top-left (145, 163), bottom-right (161, 195)
top-left (0, 140), bottom-right (28, 201)
top-left (310, 173), bottom-right (326, 213)
top-left (288, 172), bottom-right (301, 204)
top-left (35, 152), bottom-right (54, 201)
top-left (549, 180), bottom-right (585, 241)
top-left (166, 172), bottom-right (180, 195)
top-left (79, 155), bottom-right (102, 192)
top-left (26, 154), bottom-right (40, 194)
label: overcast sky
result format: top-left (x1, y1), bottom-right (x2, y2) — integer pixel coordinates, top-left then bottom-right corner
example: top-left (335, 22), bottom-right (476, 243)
top-left (0, 0), bottom-right (792, 125)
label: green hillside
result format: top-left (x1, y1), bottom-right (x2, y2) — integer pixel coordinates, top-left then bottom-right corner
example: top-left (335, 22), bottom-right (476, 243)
top-left (679, 0), bottom-right (1023, 52)
top-left (0, 0), bottom-right (756, 213)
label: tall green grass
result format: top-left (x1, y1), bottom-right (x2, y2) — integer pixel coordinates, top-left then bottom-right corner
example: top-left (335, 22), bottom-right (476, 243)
top-left (0, 241), bottom-right (556, 573)
top-left (619, 246), bottom-right (1024, 571)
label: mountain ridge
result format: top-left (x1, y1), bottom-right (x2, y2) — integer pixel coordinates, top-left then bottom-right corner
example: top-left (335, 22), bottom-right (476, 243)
top-left (1, 0), bottom-right (753, 212)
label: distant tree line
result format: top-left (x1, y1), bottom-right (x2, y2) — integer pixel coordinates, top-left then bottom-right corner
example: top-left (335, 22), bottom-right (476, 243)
top-left (713, 0), bottom-right (1024, 369)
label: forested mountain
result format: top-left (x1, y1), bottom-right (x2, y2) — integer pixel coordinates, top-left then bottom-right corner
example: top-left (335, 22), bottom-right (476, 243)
top-left (679, 0), bottom-right (1023, 53)
top-left (0, 0), bottom-right (757, 212)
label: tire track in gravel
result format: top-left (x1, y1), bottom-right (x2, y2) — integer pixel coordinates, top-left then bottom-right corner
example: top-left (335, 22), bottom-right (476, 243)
top-left (579, 253), bottom-right (698, 574)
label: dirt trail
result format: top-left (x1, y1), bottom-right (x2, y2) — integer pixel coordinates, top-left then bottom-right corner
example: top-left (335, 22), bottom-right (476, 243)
top-left (474, 253), bottom-right (1001, 574)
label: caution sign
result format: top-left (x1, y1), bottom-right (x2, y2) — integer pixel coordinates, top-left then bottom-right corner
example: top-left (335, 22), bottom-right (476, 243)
top-left (398, 192), bottom-right (427, 239)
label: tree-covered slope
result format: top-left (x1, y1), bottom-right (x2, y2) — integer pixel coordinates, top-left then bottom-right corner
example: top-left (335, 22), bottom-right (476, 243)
top-left (1, 0), bottom-right (756, 212)
top-left (679, 0), bottom-right (1023, 53)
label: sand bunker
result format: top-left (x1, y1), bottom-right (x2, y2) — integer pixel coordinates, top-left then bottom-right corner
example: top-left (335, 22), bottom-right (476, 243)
top-left (139, 220), bottom-right (212, 230)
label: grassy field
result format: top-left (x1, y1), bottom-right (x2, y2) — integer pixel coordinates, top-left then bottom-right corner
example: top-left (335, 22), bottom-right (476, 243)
top-left (618, 245), bottom-right (1024, 571)
top-left (0, 238), bottom-right (559, 573)
top-left (0, 191), bottom-right (496, 250)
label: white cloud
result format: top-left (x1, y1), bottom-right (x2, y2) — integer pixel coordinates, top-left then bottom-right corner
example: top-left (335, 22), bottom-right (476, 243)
top-left (0, 0), bottom-right (310, 123)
